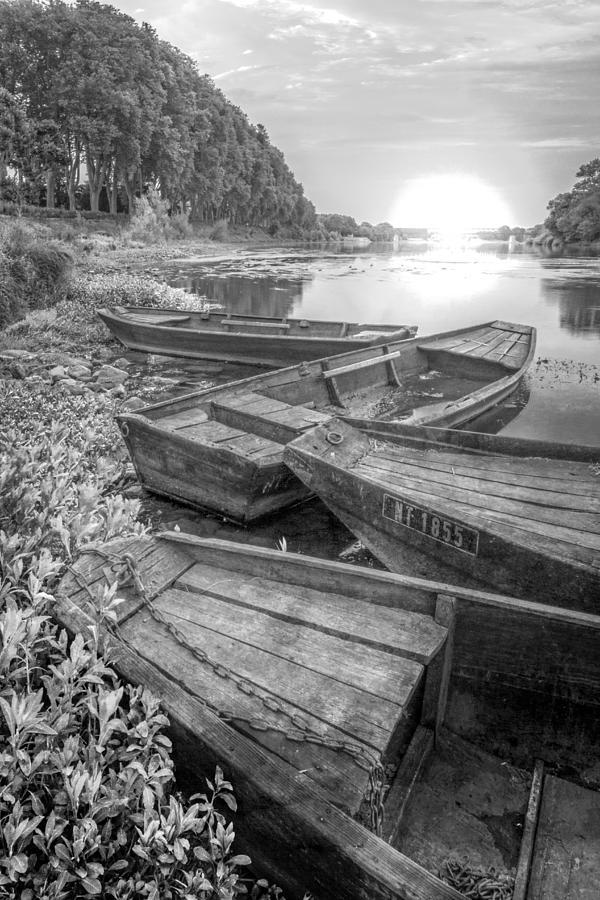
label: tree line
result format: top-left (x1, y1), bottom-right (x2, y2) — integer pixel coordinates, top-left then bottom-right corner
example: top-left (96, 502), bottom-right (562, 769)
top-left (544, 159), bottom-right (600, 244)
top-left (0, 0), bottom-right (317, 231)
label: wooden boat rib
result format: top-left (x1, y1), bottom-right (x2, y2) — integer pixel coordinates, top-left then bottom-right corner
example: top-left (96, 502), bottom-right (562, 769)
top-left (97, 305), bottom-right (417, 367)
top-left (57, 532), bottom-right (600, 900)
top-left (117, 320), bottom-right (536, 522)
top-left (284, 418), bottom-right (600, 611)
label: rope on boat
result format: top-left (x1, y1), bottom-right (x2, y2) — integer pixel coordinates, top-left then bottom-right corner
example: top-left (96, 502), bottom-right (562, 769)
top-left (69, 547), bottom-right (386, 836)
top-left (440, 857), bottom-right (515, 899)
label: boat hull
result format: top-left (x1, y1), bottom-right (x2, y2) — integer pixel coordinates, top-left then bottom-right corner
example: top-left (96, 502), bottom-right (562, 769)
top-left (56, 532), bottom-right (600, 899)
top-left (284, 420), bottom-right (600, 611)
top-left (117, 320), bottom-right (536, 522)
top-left (98, 306), bottom-right (416, 367)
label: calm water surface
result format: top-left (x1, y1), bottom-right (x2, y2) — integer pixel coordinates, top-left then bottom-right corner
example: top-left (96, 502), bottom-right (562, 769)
top-left (159, 243), bottom-right (600, 446)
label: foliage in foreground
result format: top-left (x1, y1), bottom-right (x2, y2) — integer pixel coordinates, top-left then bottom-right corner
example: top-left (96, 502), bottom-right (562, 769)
top-left (0, 388), bottom-right (252, 898)
top-left (0, 220), bottom-right (74, 328)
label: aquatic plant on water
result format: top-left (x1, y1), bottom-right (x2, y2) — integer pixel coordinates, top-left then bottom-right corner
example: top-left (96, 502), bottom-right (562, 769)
top-left (0, 390), bottom-right (254, 898)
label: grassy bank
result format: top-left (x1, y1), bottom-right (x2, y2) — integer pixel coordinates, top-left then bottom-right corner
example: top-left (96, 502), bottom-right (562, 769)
top-left (0, 219), bottom-right (299, 899)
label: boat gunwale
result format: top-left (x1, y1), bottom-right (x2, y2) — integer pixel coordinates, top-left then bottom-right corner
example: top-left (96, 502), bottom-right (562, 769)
top-left (98, 304), bottom-right (415, 334)
top-left (120, 319), bottom-right (535, 418)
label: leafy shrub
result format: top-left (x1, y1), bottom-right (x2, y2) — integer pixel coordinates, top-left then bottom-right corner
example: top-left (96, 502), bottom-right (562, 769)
top-left (0, 387), bottom-right (253, 898)
top-left (0, 220), bottom-right (74, 327)
top-left (168, 211), bottom-right (194, 240)
top-left (126, 190), bottom-right (193, 243)
top-left (209, 220), bottom-right (229, 242)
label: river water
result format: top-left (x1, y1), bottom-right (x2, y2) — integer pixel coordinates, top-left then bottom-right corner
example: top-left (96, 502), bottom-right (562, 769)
top-left (128, 242), bottom-right (600, 557)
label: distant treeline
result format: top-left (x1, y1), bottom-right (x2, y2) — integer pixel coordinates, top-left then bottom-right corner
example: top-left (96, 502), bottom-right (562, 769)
top-left (0, 0), bottom-right (316, 231)
top-left (315, 214), bottom-right (423, 242)
top-left (544, 159), bottom-right (600, 245)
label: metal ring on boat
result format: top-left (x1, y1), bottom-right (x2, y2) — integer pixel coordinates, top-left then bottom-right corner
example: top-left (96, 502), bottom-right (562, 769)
top-left (326, 431), bottom-right (343, 445)
top-left (120, 421), bottom-right (129, 438)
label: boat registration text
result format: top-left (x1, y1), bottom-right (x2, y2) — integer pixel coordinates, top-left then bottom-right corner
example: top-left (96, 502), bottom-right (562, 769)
top-left (382, 493), bottom-right (479, 556)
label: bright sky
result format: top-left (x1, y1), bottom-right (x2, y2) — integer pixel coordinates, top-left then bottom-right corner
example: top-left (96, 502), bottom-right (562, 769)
top-left (115, 0), bottom-right (600, 228)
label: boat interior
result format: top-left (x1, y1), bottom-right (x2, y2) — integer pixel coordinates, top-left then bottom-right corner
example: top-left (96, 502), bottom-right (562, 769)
top-left (62, 532), bottom-right (600, 899)
top-left (112, 305), bottom-right (413, 339)
top-left (135, 321), bottom-right (533, 464)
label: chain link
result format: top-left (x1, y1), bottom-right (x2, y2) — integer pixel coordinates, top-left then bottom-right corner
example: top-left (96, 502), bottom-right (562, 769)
top-left (71, 547), bottom-right (386, 835)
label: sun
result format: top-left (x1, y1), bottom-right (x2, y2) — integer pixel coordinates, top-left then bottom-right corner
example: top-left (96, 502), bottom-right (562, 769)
top-left (390, 173), bottom-right (513, 237)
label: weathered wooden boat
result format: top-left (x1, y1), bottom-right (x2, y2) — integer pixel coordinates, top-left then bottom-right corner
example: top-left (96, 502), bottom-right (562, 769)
top-left (57, 531), bottom-right (600, 900)
top-left (97, 305), bottom-right (417, 367)
top-left (284, 418), bottom-right (600, 612)
top-left (116, 320), bottom-right (536, 522)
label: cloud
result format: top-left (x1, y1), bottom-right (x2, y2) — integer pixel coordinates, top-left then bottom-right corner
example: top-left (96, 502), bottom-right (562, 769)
top-left (214, 64), bottom-right (263, 80)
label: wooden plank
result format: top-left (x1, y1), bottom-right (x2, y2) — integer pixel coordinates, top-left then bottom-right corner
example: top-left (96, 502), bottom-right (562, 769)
top-left (156, 591), bottom-right (416, 744)
top-left (321, 358), bottom-right (343, 405)
top-left (382, 725), bottom-right (434, 845)
top-left (527, 774), bottom-right (600, 899)
top-left (421, 595), bottom-right (455, 740)
top-left (133, 313), bottom-right (191, 325)
top-left (178, 563), bottom-right (447, 663)
top-left (263, 405), bottom-right (330, 428)
top-left (322, 348), bottom-right (405, 379)
top-left (55, 583), bottom-right (464, 900)
top-left (160, 584), bottom-right (425, 703)
top-left (469, 329), bottom-right (518, 357)
top-left (212, 399), bottom-right (329, 445)
top-left (223, 432), bottom-right (284, 458)
top-left (178, 420), bottom-right (249, 442)
top-left (491, 320), bottom-right (533, 334)
top-left (356, 455), bottom-right (600, 518)
top-left (219, 392), bottom-right (293, 413)
top-left (368, 443), bottom-right (600, 496)
top-left (512, 760), bottom-right (544, 900)
top-left (120, 608), bottom-right (372, 811)
top-left (221, 319), bottom-right (290, 330)
top-left (352, 461), bottom-right (600, 557)
top-left (159, 407), bottom-right (210, 429)
top-left (416, 329), bottom-right (492, 352)
top-left (160, 532), bottom-right (439, 615)
top-left (58, 535), bottom-right (195, 624)
top-left (367, 455), bottom-right (600, 507)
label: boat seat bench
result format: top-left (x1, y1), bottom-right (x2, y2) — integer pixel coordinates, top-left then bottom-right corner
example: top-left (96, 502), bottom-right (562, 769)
top-left (171, 418), bottom-right (283, 458)
top-left (131, 314), bottom-right (191, 326)
top-left (211, 392), bottom-right (330, 443)
top-left (221, 319), bottom-right (290, 331)
top-left (62, 533), bottom-right (450, 817)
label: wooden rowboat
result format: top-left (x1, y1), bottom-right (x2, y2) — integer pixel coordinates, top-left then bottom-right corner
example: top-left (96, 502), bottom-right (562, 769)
top-left (97, 305), bottom-right (417, 367)
top-left (116, 320), bottom-right (536, 523)
top-left (284, 418), bottom-right (600, 612)
top-left (57, 531), bottom-right (600, 899)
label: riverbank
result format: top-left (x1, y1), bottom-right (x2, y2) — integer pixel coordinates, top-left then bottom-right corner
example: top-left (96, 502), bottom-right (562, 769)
top-left (0, 226), bottom-right (308, 899)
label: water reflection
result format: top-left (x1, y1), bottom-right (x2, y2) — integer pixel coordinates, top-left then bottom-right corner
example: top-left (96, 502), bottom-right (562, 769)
top-left (541, 278), bottom-right (600, 337)
top-left (168, 271), bottom-right (304, 318)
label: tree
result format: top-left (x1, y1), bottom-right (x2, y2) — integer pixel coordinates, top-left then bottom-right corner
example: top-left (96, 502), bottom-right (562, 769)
top-left (545, 158), bottom-right (600, 244)
top-left (0, 0), bottom-right (316, 228)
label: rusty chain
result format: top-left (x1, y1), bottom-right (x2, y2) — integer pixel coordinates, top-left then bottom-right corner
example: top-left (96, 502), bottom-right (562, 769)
top-left (70, 547), bottom-right (386, 835)
top-left (440, 857), bottom-right (515, 899)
